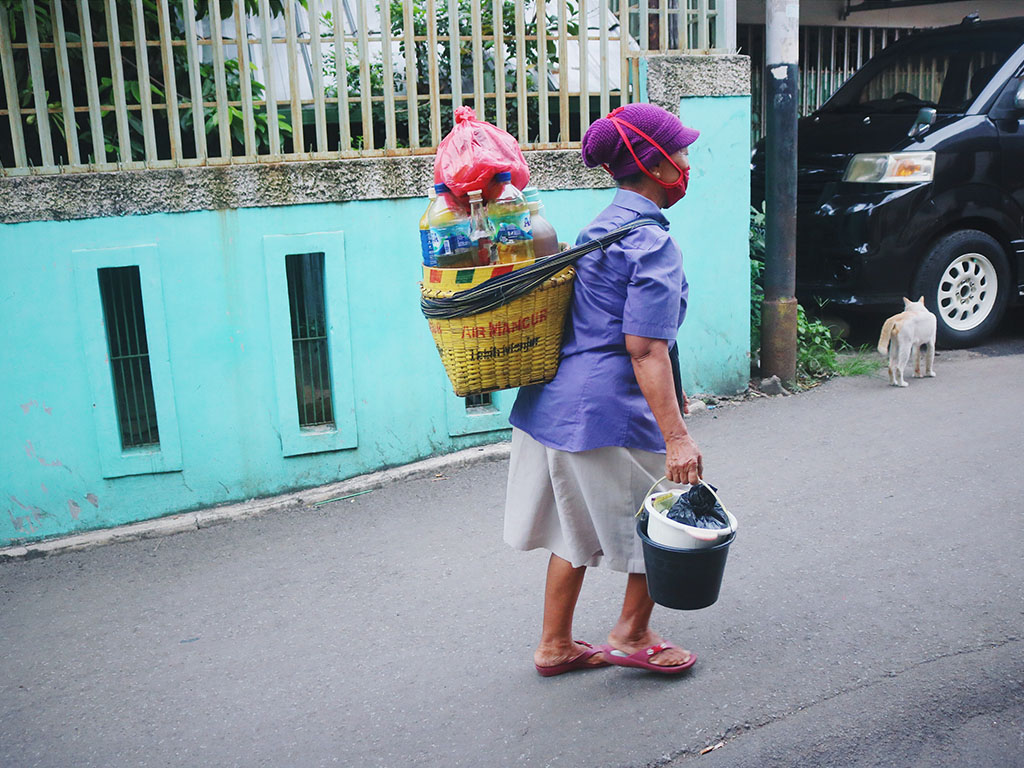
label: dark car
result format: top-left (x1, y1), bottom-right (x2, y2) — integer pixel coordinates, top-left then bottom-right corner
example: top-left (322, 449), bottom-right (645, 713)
top-left (751, 14), bottom-right (1024, 346)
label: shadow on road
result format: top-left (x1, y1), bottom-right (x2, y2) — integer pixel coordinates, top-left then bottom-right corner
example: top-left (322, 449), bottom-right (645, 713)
top-left (821, 305), bottom-right (1024, 356)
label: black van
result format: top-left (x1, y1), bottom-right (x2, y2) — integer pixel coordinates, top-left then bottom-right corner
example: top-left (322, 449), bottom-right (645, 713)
top-left (751, 15), bottom-right (1024, 346)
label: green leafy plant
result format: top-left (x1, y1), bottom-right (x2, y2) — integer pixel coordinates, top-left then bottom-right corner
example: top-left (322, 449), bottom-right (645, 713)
top-left (179, 60), bottom-right (292, 154)
top-left (93, 76), bottom-right (166, 160)
top-left (750, 203), bottom-right (869, 386)
top-left (321, 0), bottom-right (578, 149)
top-left (193, 0), bottom-right (300, 20)
top-left (796, 304), bottom-right (838, 379)
top-left (2, 0), bottom-right (294, 164)
top-left (749, 204), bottom-right (766, 359)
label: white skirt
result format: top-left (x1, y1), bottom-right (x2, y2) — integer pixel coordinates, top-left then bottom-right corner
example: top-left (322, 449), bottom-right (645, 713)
top-left (504, 427), bottom-right (667, 573)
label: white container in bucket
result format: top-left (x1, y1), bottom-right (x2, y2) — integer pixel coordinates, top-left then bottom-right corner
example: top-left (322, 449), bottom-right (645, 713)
top-left (643, 483), bottom-right (737, 550)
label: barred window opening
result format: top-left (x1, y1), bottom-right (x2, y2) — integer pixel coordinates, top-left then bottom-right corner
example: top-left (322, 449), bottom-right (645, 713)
top-left (286, 252), bottom-right (335, 429)
top-left (465, 392), bottom-right (494, 411)
top-left (98, 266), bottom-right (160, 449)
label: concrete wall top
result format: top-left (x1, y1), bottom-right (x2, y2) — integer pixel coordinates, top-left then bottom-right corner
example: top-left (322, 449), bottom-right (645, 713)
top-left (0, 51), bottom-right (756, 225)
top-left (643, 54), bottom-right (751, 115)
top-left (0, 150), bottom-right (614, 225)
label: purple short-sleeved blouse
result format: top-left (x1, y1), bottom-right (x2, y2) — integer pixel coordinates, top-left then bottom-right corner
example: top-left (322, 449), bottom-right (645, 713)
top-left (509, 189), bottom-right (688, 453)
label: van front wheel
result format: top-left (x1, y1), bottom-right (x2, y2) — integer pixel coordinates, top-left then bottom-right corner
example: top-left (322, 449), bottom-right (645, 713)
top-left (912, 230), bottom-right (1011, 348)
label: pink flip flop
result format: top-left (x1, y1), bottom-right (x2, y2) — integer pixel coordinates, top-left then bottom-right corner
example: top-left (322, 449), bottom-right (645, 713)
top-left (534, 641), bottom-right (610, 677)
top-left (599, 642), bottom-right (697, 674)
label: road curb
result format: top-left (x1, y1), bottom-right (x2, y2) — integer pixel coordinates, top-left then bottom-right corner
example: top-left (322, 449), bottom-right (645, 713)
top-left (0, 442), bottom-right (511, 562)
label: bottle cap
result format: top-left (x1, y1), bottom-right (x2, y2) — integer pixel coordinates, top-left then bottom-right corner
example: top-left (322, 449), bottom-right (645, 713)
top-left (468, 189), bottom-right (483, 201)
top-left (495, 171), bottom-right (512, 182)
top-left (522, 186), bottom-right (541, 203)
top-left (434, 183), bottom-right (449, 194)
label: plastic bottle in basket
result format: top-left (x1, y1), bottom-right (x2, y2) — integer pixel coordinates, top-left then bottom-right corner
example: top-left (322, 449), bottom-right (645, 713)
top-left (427, 184), bottom-right (476, 269)
top-left (467, 189), bottom-right (497, 266)
top-left (487, 172), bottom-right (535, 264)
top-left (527, 201), bottom-right (559, 258)
top-left (522, 186), bottom-right (559, 258)
top-left (419, 186), bottom-right (437, 266)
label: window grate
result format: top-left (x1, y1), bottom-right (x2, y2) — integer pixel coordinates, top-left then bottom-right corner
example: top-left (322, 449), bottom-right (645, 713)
top-left (286, 252), bottom-right (335, 428)
top-left (98, 266), bottom-right (160, 449)
top-left (465, 392), bottom-right (493, 411)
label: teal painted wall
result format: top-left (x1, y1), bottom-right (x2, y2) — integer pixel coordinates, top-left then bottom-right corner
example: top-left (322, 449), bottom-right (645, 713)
top-left (0, 96), bottom-right (750, 547)
top-left (2, 202), bottom-right (511, 545)
top-left (672, 94), bottom-right (752, 395)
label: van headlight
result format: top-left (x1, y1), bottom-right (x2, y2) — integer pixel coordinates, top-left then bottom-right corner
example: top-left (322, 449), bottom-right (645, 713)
top-left (843, 152), bottom-right (935, 183)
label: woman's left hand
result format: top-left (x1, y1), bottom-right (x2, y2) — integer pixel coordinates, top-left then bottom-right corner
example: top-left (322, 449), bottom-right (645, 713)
top-left (665, 433), bottom-right (702, 486)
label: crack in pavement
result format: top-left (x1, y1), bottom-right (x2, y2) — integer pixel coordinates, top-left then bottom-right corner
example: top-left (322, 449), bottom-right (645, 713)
top-left (644, 635), bottom-right (1023, 767)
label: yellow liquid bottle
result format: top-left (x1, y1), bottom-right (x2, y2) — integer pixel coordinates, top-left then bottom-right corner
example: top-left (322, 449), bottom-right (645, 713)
top-left (487, 172), bottom-right (535, 264)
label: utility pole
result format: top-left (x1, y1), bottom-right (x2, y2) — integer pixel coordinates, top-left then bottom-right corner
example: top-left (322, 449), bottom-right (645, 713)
top-left (762, 0), bottom-right (799, 384)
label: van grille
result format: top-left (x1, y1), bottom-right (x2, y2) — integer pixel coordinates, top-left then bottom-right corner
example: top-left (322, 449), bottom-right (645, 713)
top-left (797, 156), bottom-right (850, 208)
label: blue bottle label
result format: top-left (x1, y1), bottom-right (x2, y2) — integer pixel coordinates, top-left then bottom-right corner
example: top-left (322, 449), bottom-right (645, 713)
top-left (420, 229), bottom-right (433, 265)
top-left (428, 222), bottom-right (473, 263)
top-left (491, 211), bottom-right (533, 243)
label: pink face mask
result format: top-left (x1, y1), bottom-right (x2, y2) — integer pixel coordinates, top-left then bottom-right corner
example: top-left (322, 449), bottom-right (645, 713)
top-left (603, 107), bottom-right (689, 208)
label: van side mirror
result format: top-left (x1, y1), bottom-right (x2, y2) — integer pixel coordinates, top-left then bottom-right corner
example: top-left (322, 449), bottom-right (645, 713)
top-left (989, 78), bottom-right (1024, 120)
top-left (907, 107), bottom-right (937, 139)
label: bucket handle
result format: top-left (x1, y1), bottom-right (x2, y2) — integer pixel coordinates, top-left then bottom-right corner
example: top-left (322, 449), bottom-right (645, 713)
top-left (635, 475), bottom-right (670, 518)
top-left (636, 476), bottom-right (735, 537)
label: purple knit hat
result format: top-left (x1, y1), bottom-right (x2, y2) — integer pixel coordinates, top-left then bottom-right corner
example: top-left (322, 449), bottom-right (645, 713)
top-left (581, 103), bottom-right (699, 179)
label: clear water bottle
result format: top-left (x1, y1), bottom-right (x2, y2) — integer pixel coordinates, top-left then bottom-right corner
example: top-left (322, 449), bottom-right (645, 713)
top-left (468, 189), bottom-right (496, 266)
top-left (427, 184), bottom-right (476, 269)
top-left (487, 172), bottom-right (535, 264)
top-left (419, 186), bottom-right (437, 266)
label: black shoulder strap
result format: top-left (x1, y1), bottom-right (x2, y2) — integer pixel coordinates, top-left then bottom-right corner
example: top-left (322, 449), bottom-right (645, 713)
top-left (420, 217), bottom-right (666, 320)
top-left (585, 216), bottom-right (667, 253)
top-left (669, 342), bottom-right (684, 414)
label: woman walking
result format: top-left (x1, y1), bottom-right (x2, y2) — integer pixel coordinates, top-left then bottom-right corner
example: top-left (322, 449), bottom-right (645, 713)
top-left (505, 103), bottom-right (703, 676)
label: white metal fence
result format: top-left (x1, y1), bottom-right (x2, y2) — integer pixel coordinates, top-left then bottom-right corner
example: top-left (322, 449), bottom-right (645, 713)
top-left (0, 0), bottom-right (736, 176)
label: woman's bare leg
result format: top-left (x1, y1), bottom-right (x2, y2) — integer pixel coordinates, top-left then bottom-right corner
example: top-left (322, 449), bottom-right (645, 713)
top-left (606, 573), bottom-right (691, 666)
top-left (534, 554), bottom-right (606, 668)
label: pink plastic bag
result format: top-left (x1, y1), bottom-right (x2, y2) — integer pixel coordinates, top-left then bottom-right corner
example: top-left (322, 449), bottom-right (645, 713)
top-left (434, 106), bottom-right (530, 200)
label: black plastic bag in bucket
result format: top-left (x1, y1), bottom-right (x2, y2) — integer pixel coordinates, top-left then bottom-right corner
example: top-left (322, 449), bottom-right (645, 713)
top-left (636, 514), bottom-right (735, 610)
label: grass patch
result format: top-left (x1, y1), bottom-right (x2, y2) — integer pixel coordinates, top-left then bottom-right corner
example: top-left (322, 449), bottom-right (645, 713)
top-left (750, 205), bottom-right (886, 388)
top-left (835, 347), bottom-right (886, 377)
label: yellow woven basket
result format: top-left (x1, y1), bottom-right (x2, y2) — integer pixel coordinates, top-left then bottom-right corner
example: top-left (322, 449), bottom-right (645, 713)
top-left (422, 262), bottom-right (575, 397)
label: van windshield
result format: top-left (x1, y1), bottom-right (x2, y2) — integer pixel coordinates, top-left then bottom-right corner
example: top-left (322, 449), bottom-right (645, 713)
top-left (821, 31), bottom-right (1019, 114)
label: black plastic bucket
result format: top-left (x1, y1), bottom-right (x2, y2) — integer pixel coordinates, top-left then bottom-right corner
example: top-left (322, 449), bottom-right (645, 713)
top-left (637, 514), bottom-right (735, 610)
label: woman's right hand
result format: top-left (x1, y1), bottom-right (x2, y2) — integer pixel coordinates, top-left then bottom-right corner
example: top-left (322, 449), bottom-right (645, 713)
top-left (666, 433), bottom-right (702, 486)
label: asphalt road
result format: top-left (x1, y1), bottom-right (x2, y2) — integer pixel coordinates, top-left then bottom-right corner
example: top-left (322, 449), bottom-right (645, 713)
top-left (2, 334), bottom-right (1022, 768)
